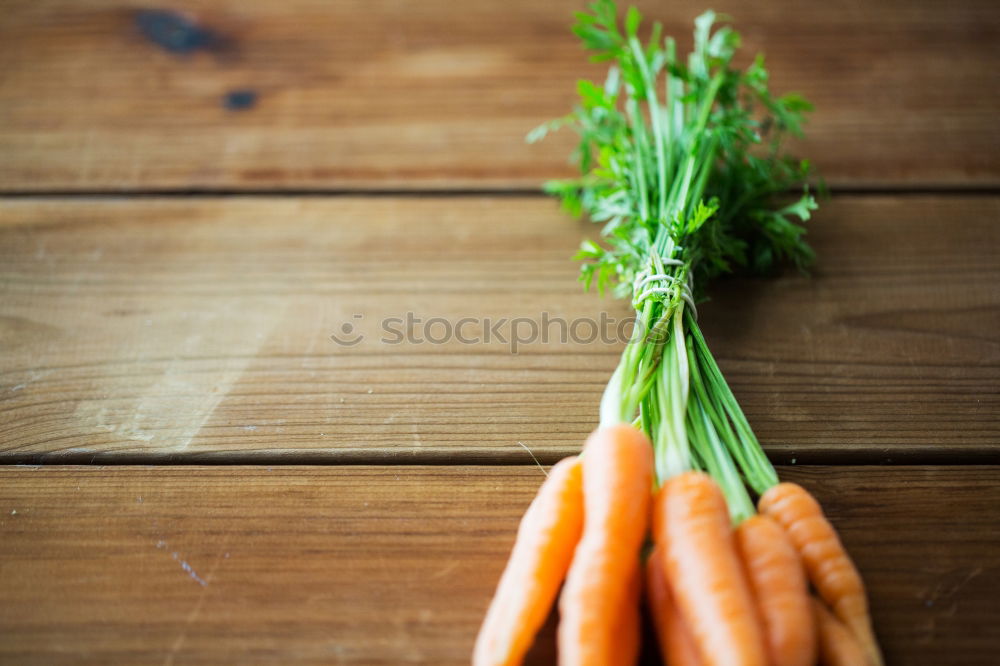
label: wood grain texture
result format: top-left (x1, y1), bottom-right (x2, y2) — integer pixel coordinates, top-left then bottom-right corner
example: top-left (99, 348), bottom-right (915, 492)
top-left (0, 465), bottom-right (997, 664)
top-left (1, 0), bottom-right (998, 191)
top-left (1, 195), bottom-right (997, 462)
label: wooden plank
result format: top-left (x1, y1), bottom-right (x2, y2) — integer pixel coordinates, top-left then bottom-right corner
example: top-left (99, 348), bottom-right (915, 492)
top-left (1, 0), bottom-right (997, 191)
top-left (1, 195), bottom-right (997, 462)
top-left (0, 465), bottom-right (997, 664)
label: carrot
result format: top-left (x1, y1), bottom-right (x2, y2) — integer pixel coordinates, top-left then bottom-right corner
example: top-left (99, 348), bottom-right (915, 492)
top-left (473, 456), bottom-right (584, 666)
top-left (645, 547), bottom-right (702, 666)
top-left (812, 598), bottom-right (870, 666)
top-left (758, 483), bottom-right (882, 666)
top-left (557, 424), bottom-right (653, 666)
top-left (654, 471), bottom-right (767, 666)
top-left (735, 514), bottom-right (816, 666)
top-left (612, 561), bottom-right (642, 666)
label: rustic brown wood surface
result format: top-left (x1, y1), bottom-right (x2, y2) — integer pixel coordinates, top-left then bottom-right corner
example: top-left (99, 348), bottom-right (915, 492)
top-left (1, 195), bottom-right (996, 463)
top-left (2, 0), bottom-right (999, 661)
top-left (2, 0), bottom-right (999, 191)
top-left (1, 465), bottom-right (997, 665)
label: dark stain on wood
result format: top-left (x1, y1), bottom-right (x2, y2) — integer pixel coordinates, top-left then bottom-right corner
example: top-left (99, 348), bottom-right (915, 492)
top-left (223, 89), bottom-right (258, 111)
top-left (134, 9), bottom-right (220, 54)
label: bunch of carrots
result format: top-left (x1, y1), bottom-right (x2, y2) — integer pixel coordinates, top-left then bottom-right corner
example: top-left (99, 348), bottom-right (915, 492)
top-left (474, 425), bottom-right (881, 665)
top-left (475, 2), bottom-right (883, 664)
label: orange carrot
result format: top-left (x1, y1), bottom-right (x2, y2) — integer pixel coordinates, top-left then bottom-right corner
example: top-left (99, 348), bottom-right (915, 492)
top-left (612, 561), bottom-right (642, 666)
top-left (473, 456), bottom-right (584, 666)
top-left (653, 471), bottom-right (767, 666)
top-left (558, 424), bottom-right (653, 666)
top-left (645, 547), bottom-right (702, 666)
top-left (735, 514), bottom-right (816, 666)
top-left (812, 598), bottom-right (869, 666)
top-left (758, 483), bottom-right (882, 666)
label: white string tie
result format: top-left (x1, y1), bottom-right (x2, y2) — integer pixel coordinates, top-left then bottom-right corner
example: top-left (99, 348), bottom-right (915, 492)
top-left (632, 263), bottom-right (697, 320)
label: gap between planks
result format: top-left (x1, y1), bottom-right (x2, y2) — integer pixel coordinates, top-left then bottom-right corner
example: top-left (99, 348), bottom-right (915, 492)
top-left (1, 445), bottom-right (998, 467)
top-left (2, 185), bottom-right (1000, 199)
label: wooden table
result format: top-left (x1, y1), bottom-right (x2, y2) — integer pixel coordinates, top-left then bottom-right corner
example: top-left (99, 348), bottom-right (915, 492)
top-left (1, 1), bottom-right (998, 663)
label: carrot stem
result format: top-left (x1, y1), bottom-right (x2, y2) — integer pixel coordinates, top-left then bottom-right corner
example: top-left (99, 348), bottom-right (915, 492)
top-left (687, 313), bottom-right (778, 494)
top-left (685, 334), bottom-right (754, 522)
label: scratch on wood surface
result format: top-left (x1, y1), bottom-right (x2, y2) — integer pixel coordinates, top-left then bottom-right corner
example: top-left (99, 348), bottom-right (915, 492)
top-left (172, 552), bottom-right (208, 587)
top-left (915, 566), bottom-right (985, 645)
top-left (168, 359), bottom-right (242, 451)
top-left (162, 537), bottom-right (231, 666)
top-left (70, 305), bottom-right (282, 450)
top-left (923, 567), bottom-right (983, 606)
top-left (155, 540), bottom-right (207, 587)
top-left (429, 560), bottom-right (459, 580)
top-left (5, 369), bottom-right (52, 395)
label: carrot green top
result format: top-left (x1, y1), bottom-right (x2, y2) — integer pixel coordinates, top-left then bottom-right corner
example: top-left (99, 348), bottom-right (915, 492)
top-left (533, 0), bottom-right (816, 522)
